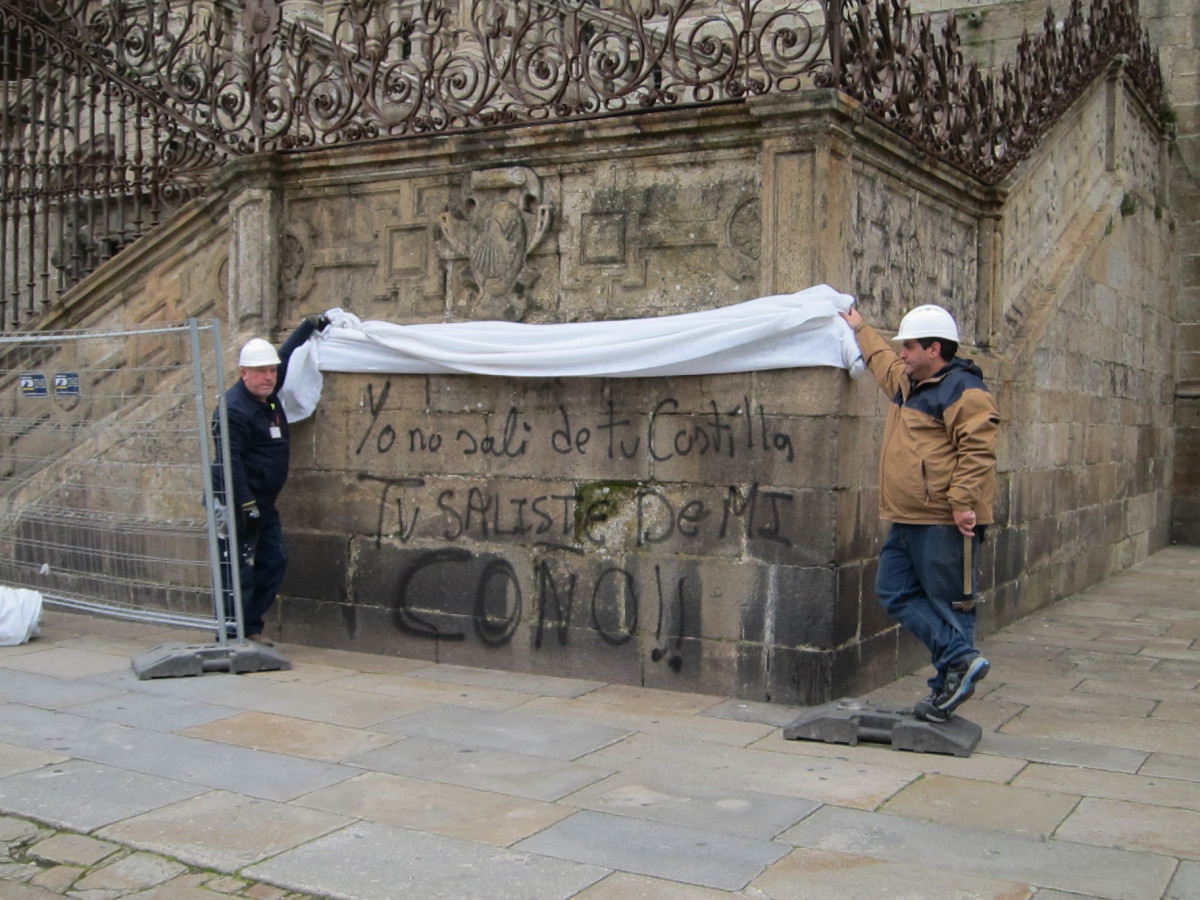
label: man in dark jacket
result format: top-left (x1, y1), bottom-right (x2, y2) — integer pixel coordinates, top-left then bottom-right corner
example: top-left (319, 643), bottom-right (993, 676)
top-left (842, 303), bottom-right (999, 722)
top-left (213, 316), bottom-right (325, 644)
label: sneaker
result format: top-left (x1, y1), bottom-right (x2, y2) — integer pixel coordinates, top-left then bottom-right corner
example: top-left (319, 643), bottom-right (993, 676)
top-left (917, 655), bottom-right (989, 722)
top-left (246, 633), bottom-right (274, 647)
top-left (913, 690), bottom-right (950, 723)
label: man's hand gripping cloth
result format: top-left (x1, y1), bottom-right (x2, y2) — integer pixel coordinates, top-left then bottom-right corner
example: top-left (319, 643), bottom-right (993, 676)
top-left (280, 284), bottom-right (865, 423)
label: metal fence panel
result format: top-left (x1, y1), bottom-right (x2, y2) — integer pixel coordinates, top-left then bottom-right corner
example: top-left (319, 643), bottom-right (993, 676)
top-left (0, 319), bottom-right (235, 635)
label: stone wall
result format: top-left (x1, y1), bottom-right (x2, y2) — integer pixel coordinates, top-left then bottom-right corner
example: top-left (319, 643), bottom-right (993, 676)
top-left (30, 54), bottom-right (1173, 704)
top-left (914, 0), bottom-right (1200, 538)
top-left (215, 73), bottom-right (1163, 703)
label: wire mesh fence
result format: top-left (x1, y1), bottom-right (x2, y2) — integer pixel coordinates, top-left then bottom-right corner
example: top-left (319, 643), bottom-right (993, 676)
top-left (0, 319), bottom-right (234, 634)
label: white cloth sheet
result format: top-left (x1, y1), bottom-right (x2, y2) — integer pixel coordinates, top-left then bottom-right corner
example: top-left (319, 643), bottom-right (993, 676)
top-left (0, 586), bottom-right (42, 646)
top-left (280, 284), bottom-right (863, 422)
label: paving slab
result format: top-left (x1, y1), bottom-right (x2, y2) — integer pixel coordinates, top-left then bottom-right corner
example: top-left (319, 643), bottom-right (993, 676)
top-left (96, 790), bottom-right (352, 872)
top-left (244, 819), bottom-right (608, 900)
top-left (779, 805), bottom-right (1175, 900)
top-left (28, 833), bottom-right (121, 866)
top-left (0, 647), bottom-right (132, 679)
top-left (60, 691), bottom-right (239, 732)
top-left (1001, 706), bottom-right (1200, 756)
top-left (978, 731), bottom-right (1148, 773)
top-left (0, 705), bottom-right (358, 801)
top-left (880, 773), bottom-right (1079, 837)
top-left (757, 728), bottom-right (1029, 783)
top-left (985, 684), bottom-right (1158, 717)
top-left (1166, 861), bottom-right (1200, 900)
top-left (514, 810), bottom-right (789, 891)
top-left (82, 667), bottom-right (282, 703)
top-left (372, 704), bottom-right (631, 760)
top-left (347, 735), bottom-right (613, 802)
top-left (295, 770), bottom-right (574, 845)
top-left (560, 772), bottom-right (820, 839)
top-left (0, 880), bottom-right (65, 898)
top-left (402, 663), bottom-right (606, 698)
top-left (74, 850), bottom-right (188, 892)
top-left (1055, 796), bottom-right (1200, 859)
top-left (521, 695), bottom-right (777, 747)
top-left (274, 643), bottom-right (432, 676)
top-left (572, 871), bottom-right (734, 898)
top-left (179, 710), bottom-right (401, 762)
top-left (199, 679), bottom-right (434, 727)
top-left (701, 698), bottom-right (805, 727)
top-left (321, 671), bottom-right (533, 710)
top-left (0, 760), bottom-right (206, 833)
top-left (1014, 761), bottom-right (1200, 810)
top-left (1139, 752), bottom-right (1200, 781)
top-left (579, 732), bottom-right (917, 809)
top-left (0, 741), bottom-right (66, 779)
top-left (0, 668), bottom-right (122, 710)
top-left (750, 847), bottom-right (1034, 899)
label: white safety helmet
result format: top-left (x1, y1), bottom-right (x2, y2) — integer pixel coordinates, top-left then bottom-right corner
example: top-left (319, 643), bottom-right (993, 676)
top-left (893, 304), bottom-right (960, 343)
top-left (238, 338), bottom-right (281, 368)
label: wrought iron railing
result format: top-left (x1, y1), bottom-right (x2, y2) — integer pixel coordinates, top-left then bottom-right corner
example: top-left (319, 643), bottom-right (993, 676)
top-left (0, 0), bottom-right (1167, 332)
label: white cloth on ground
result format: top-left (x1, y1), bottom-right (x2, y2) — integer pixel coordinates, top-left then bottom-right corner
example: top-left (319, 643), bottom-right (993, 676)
top-left (280, 284), bottom-right (863, 423)
top-left (0, 586), bottom-right (42, 646)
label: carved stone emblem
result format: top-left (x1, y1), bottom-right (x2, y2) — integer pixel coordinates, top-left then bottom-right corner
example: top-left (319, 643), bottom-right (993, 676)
top-left (438, 167), bottom-right (552, 320)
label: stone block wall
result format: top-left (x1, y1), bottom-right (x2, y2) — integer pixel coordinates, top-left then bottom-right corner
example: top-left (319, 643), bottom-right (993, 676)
top-left (916, 0), bottom-right (1199, 540)
top-left (24, 56), bottom-right (1173, 703)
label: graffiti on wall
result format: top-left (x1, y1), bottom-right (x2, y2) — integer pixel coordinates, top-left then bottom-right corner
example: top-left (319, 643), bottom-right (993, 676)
top-left (341, 378), bottom-right (817, 667)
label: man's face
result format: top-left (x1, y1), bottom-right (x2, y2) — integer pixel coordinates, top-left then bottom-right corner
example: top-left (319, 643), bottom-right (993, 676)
top-left (898, 339), bottom-right (945, 382)
top-left (240, 365), bottom-right (277, 400)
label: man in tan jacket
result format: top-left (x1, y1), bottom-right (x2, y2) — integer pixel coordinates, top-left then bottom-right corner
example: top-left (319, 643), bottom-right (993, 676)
top-left (843, 303), bottom-right (999, 722)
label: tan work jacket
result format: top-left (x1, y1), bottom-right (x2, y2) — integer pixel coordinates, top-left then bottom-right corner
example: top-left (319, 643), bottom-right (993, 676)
top-left (854, 322), bottom-right (999, 526)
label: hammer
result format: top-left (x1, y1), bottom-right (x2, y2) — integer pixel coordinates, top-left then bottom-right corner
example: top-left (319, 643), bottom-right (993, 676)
top-left (953, 534), bottom-right (975, 611)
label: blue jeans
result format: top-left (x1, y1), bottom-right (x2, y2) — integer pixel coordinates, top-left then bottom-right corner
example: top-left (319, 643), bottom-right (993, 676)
top-left (876, 523), bottom-right (979, 690)
top-left (220, 506), bottom-right (288, 637)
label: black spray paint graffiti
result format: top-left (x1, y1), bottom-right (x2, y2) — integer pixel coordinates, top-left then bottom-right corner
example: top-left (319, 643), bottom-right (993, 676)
top-left (359, 474), bottom-right (797, 549)
top-left (350, 379), bottom-right (801, 671)
top-left (388, 546), bottom-right (690, 669)
top-left (355, 379), bottom-right (796, 463)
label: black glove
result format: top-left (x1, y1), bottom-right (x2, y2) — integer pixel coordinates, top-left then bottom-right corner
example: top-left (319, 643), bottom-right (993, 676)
top-left (305, 314), bottom-right (330, 331)
top-left (237, 500), bottom-right (261, 537)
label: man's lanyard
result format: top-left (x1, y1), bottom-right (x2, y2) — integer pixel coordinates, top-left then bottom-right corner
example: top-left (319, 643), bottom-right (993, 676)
top-left (268, 401), bottom-right (283, 439)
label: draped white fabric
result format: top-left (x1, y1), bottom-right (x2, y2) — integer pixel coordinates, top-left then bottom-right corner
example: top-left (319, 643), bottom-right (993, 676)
top-left (280, 284), bottom-right (863, 422)
top-left (0, 586), bottom-right (42, 646)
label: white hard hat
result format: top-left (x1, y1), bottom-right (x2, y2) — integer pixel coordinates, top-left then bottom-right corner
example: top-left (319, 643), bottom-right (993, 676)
top-left (238, 338), bottom-right (281, 367)
top-left (894, 305), bottom-right (960, 343)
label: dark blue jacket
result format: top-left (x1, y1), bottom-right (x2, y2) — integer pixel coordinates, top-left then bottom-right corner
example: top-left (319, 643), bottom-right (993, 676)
top-left (213, 320), bottom-right (315, 512)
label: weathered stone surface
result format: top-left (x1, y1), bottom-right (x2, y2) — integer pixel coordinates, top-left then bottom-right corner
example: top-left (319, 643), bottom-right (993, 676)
top-left (14, 45), bottom-right (1175, 708)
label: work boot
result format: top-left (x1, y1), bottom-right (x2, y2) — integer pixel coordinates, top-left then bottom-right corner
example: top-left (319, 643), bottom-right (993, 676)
top-left (914, 654), bottom-right (989, 723)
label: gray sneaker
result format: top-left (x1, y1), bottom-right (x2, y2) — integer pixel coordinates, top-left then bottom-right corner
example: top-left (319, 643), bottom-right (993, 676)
top-left (913, 655), bottom-right (990, 722)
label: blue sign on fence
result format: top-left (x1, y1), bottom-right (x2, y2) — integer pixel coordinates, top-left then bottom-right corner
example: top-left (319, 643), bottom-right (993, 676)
top-left (53, 373), bottom-right (80, 396)
top-left (19, 373), bottom-right (48, 397)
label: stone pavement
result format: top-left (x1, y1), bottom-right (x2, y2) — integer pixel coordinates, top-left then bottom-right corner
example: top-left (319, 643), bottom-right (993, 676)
top-left (1, 547), bottom-right (1199, 900)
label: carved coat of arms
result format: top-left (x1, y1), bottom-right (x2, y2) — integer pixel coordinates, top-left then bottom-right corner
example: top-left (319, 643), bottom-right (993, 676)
top-left (438, 167), bottom-right (553, 320)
